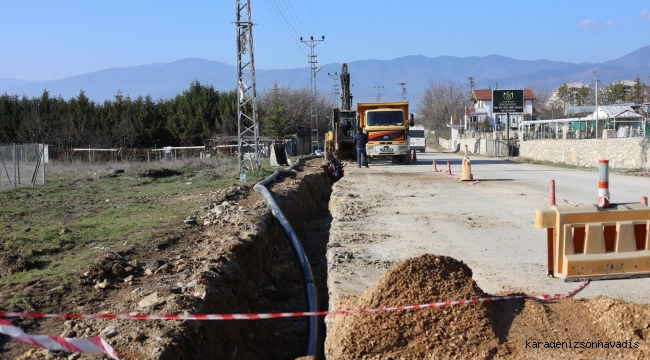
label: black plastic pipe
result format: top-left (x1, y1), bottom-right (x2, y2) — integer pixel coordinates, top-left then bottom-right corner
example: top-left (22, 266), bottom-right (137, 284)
top-left (253, 156), bottom-right (318, 356)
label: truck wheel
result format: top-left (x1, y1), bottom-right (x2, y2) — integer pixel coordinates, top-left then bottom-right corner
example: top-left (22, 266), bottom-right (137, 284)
top-left (403, 153), bottom-right (411, 165)
top-left (420, 149), bottom-right (425, 153)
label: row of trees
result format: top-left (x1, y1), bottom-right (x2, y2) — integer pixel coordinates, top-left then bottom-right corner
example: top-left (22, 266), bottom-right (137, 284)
top-left (0, 81), bottom-right (334, 160)
top-left (554, 76), bottom-right (649, 107)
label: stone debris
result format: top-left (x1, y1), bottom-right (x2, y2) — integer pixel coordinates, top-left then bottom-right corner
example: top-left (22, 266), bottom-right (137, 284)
top-left (100, 326), bottom-right (118, 339)
top-left (138, 292), bottom-right (161, 308)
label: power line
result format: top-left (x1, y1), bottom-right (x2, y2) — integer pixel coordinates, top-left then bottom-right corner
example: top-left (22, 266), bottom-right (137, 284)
top-left (261, 0), bottom-right (307, 58)
top-left (304, 0), bottom-right (336, 65)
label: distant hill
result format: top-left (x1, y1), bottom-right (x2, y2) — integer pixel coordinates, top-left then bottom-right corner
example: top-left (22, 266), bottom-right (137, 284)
top-left (0, 78), bottom-right (32, 91)
top-left (604, 45), bottom-right (650, 68)
top-left (2, 45), bottom-right (650, 104)
top-left (478, 63), bottom-right (650, 90)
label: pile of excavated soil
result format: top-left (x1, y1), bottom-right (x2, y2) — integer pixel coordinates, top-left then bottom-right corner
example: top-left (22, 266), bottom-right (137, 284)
top-left (326, 254), bottom-right (650, 359)
top-left (327, 254), bottom-right (502, 359)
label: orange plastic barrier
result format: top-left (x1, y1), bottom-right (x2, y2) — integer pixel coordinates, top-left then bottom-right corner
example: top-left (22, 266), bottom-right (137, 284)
top-left (535, 203), bottom-right (650, 281)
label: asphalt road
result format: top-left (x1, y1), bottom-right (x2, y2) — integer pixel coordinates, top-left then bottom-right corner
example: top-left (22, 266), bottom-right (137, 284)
top-left (326, 148), bottom-right (650, 310)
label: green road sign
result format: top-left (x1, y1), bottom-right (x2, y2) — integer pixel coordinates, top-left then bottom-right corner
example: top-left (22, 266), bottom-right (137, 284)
top-left (492, 90), bottom-right (524, 113)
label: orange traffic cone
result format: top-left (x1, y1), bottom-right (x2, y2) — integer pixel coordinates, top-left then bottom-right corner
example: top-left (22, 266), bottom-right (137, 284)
top-left (412, 149), bottom-right (417, 162)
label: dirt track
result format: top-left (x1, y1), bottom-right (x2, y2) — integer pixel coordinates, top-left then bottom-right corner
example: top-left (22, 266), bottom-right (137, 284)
top-left (325, 153), bottom-right (650, 359)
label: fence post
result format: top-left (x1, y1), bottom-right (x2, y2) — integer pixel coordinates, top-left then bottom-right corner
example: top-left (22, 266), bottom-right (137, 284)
top-left (13, 143), bottom-right (18, 189)
top-left (41, 144), bottom-right (45, 185)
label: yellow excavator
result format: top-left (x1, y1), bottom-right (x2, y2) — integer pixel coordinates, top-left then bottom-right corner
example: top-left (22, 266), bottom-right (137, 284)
top-left (325, 63), bottom-right (357, 160)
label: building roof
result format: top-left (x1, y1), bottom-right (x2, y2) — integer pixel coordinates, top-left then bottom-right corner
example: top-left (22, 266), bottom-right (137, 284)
top-left (565, 105), bottom-right (596, 116)
top-left (472, 89), bottom-right (536, 101)
top-left (582, 105), bottom-right (643, 120)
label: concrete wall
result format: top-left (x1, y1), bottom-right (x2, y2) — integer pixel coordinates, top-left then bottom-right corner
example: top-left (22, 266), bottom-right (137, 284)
top-left (440, 132), bottom-right (650, 169)
top-left (519, 137), bottom-right (650, 170)
top-left (438, 133), bottom-right (511, 157)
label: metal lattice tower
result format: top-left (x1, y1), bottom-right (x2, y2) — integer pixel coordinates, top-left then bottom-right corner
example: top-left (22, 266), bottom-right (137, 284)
top-left (374, 86), bottom-right (384, 102)
top-left (398, 82), bottom-right (407, 101)
top-left (235, 0), bottom-right (260, 172)
top-left (301, 36), bottom-right (324, 153)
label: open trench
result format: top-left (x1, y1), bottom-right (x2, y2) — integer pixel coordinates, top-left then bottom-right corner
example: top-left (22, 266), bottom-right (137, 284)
top-left (153, 162), bottom-right (335, 360)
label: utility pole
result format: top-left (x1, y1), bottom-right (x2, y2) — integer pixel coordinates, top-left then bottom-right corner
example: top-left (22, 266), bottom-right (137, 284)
top-left (235, 0), bottom-right (260, 172)
top-left (467, 77), bottom-right (475, 130)
top-left (398, 82), bottom-right (407, 101)
top-left (594, 69), bottom-right (599, 137)
top-left (328, 72), bottom-right (340, 101)
top-left (301, 36), bottom-right (324, 153)
top-left (374, 86), bottom-right (384, 102)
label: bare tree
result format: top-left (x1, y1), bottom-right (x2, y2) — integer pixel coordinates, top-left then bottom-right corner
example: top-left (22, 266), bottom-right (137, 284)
top-left (17, 107), bottom-right (47, 144)
top-left (417, 80), bottom-right (469, 139)
top-left (525, 82), bottom-right (564, 119)
top-left (47, 114), bottom-right (87, 162)
top-left (258, 84), bottom-right (335, 139)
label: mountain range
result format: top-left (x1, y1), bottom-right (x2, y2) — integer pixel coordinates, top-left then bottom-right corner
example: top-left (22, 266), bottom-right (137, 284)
top-left (2, 45), bottom-right (649, 104)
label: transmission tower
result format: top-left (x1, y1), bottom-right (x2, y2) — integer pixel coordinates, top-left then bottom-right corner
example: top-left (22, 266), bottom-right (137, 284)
top-left (328, 72), bottom-right (340, 100)
top-left (235, 0), bottom-right (260, 172)
top-left (398, 82), bottom-right (407, 101)
top-left (374, 86), bottom-right (384, 102)
top-left (301, 36), bottom-right (324, 153)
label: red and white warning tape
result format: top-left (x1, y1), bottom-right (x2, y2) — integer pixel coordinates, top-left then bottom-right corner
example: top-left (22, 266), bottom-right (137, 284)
top-left (0, 281), bottom-right (589, 358)
top-left (0, 319), bottom-right (118, 359)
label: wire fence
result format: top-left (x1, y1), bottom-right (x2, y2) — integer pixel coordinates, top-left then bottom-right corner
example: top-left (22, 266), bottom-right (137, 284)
top-left (520, 119), bottom-right (648, 140)
top-left (0, 144), bottom-right (46, 189)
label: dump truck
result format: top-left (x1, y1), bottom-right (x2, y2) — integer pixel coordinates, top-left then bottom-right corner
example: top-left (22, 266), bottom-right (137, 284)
top-left (357, 101), bottom-right (414, 164)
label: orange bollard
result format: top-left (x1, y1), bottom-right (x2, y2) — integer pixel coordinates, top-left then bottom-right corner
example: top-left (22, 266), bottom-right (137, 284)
top-left (447, 161), bottom-right (452, 175)
top-left (641, 196), bottom-right (648, 206)
top-left (549, 180), bottom-right (556, 207)
top-left (412, 149), bottom-right (417, 162)
top-left (433, 159), bottom-right (437, 172)
top-left (597, 160), bottom-right (610, 207)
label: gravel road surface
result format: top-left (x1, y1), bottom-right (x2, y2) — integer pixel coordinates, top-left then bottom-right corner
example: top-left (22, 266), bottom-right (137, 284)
top-left (326, 149), bottom-right (650, 311)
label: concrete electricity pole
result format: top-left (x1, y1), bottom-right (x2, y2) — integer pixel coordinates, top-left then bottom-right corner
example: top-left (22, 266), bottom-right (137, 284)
top-left (301, 36), bottom-right (324, 153)
top-left (235, 0), bottom-right (260, 172)
top-left (398, 82), bottom-right (407, 101)
top-left (594, 70), bottom-right (599, 136)
top-left (328, 72), bottom-right (340, 101)
top-left (374, 86), bottom-right (384, 102)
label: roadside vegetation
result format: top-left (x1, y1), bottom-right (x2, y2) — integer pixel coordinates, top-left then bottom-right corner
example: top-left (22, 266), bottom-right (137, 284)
top-left (0, 157), bottom-right (274, 289)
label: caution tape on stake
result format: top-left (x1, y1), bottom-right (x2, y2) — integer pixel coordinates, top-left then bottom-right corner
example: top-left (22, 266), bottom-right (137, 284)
top-left (0, 319), bottom-right (118, 359)
top-left (0, 281), bottom-right (589, 359)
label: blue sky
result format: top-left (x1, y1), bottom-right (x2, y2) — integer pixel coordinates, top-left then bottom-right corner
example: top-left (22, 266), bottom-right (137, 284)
top-left (1, 0), bottom-right (649, 81)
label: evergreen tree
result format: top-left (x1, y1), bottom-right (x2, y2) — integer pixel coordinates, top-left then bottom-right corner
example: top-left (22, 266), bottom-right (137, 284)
top-left (262, 82), bottom-right (295, 140)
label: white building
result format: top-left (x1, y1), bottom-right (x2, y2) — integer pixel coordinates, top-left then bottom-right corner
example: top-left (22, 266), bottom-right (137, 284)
top-left (467, 89), bottom-right (536, 131)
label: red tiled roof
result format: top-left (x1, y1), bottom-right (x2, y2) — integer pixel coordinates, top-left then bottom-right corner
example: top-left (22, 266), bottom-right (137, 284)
top-left (472, 89), bottom-right (536, 101)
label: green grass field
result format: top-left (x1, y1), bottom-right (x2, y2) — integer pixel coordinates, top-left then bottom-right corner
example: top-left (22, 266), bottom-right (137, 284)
top-left (0, 157), bottom-right (275, 286)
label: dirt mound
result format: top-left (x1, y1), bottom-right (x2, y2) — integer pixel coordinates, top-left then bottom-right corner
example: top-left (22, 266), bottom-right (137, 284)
top-left (327, 254), bottom-right (650, 359)
top-left (326, 254), bottom-right (501, 359)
